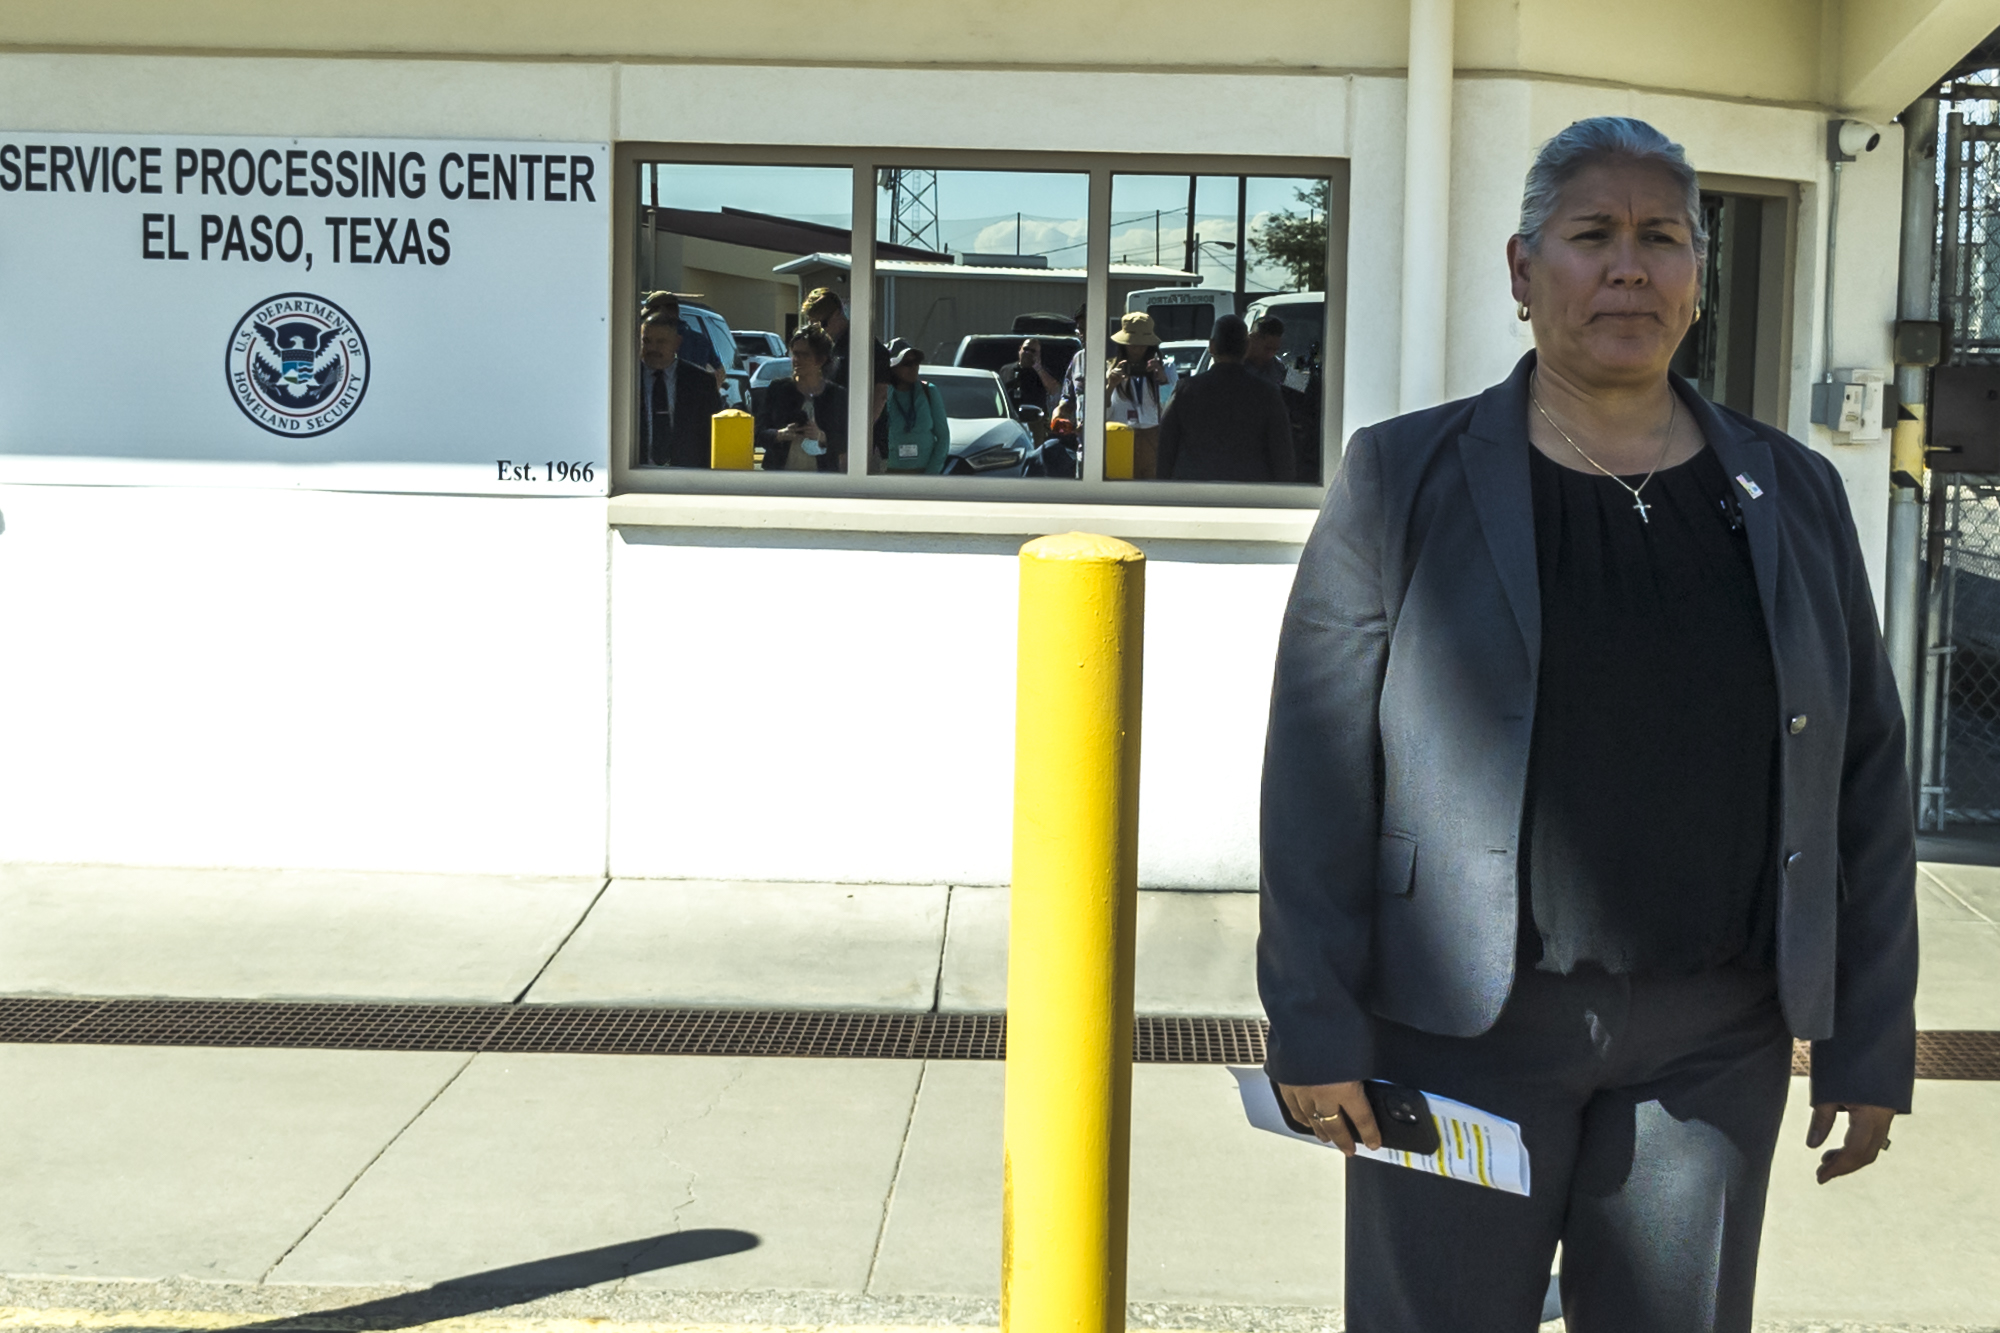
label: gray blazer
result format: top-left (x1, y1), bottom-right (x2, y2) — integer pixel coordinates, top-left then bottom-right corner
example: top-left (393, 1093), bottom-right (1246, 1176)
top-left (1258, 352), bottom-right (1918, 1111)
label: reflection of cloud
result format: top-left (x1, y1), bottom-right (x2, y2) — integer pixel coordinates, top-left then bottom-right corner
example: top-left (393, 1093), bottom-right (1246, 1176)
top-left (968, 216), bottom-right (1081, 255)
top-left (923, 207), bottom-right (1313, 290)
top-left (1107, 211), bottom-right (1292, 288)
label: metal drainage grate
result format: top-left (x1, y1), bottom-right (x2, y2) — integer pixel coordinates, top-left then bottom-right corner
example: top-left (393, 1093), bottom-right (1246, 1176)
top-left (2, 997), bottom-right (1995, 1078)
top-left (0, 997), bottom-right (1256, 1065)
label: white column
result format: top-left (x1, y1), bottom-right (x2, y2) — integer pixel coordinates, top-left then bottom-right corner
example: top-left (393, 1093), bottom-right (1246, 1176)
top-left (1398, 0), bottom-right (1455, 413)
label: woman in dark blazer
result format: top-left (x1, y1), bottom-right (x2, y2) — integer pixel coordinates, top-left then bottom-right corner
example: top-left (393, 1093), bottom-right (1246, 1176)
top-left (758, 323), bottom-right (847, 473)
top-left (1259, 117), bottom-right (1917, 1333)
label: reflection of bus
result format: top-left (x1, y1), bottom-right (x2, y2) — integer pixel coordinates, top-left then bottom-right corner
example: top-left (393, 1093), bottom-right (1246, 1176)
top-left (1124, 287), bottom-right (1234, 342)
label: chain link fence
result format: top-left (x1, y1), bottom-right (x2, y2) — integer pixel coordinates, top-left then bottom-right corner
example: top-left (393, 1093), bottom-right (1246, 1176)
top-left (1921, 82), bottom-right (2000, 827)
top-left (1921, 477), bottom-right (2000, 826)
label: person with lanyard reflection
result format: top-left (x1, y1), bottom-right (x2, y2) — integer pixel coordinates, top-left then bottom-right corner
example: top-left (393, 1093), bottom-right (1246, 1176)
top-left (881, 345), bottom-right (951, 476)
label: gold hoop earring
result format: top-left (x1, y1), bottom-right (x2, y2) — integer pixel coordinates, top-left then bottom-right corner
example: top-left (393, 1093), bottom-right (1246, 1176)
top-left (1516, 302), bottom-right (1531, 323)
top-left (1692, 305), bottom-right (1703, 324)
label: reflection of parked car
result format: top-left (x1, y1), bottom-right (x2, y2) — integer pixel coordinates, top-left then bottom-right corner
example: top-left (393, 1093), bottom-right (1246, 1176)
top-left (747, 355), bottom-right (792, 420)
top-left (953, 333), bottom-right (1084, 375)
top-left (734, 330), bottom-right (785, 364)
top-left (1158, 339), bottom-right (1206, 405)
top-left (733, 330), bottom-right (786, 389)
top-left (922, 365), bottom-right (1037, 475)
top-left (677, 300), bottom-right (749, 409)
top-left (1159, 339), bottom-right (1206, 377)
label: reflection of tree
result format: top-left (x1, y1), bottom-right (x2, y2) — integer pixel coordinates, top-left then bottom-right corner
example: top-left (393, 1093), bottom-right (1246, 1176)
top-left (1250, 182), bottom-right (1329, 292)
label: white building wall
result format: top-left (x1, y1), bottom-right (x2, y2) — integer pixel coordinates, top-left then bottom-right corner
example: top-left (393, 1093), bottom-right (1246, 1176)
top-left (0, 51), bottom-right (1918, 882)
top-left (606, 533), bottom-right (1296, 889)
top-left (0, 486), bottom-right (609, 874)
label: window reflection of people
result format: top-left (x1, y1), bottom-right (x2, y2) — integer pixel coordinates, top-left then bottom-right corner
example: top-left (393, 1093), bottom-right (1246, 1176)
top-left (1157, 315), bottom-right (1294, 482)
top-left (758, 323), bottom-right (847, 472)
top-left (1245, 316), bottom-right (1287, 389)
top-left (638, 291), bottom-right (727, 393)
top-left (1263, 117), bottom-right (1914, 1330)
top-left (882, 346), bottom-right (952, 476)
top-left (800, 287), bottom-right (889, 444)
top-left (638, 309), bottom-right (725, 468)
top-left (1103, 311), bottom-right (1175, 479)
top-left (1000, 338), bottom-right (1063, 422)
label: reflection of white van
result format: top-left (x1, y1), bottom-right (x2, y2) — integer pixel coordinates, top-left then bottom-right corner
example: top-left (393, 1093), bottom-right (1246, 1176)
top-left (1125, 287), bottom-right (1234, 343)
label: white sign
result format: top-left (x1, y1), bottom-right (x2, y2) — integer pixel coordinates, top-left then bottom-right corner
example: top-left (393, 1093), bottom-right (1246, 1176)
top-left (0, 134), bottom-right (610, 495)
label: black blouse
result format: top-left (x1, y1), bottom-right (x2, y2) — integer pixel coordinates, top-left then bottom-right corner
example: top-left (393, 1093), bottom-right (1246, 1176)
top-left (1521, 441), bottom-right (1779, 976)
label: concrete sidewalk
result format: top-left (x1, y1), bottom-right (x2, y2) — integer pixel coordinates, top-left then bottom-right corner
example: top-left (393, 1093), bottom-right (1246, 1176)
top-left (0, 867), bottom-right (1264, 1018)
top-left (1, 860), bottom-right (1997, 1329)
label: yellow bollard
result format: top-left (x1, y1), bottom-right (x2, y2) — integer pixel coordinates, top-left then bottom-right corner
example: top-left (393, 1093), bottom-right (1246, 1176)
top-left (1002, 532), bottom-right (1145, 1333)
top-left (710, 409), bottom-right (755, 470)
top-left (1103, 421), bottom-right (1135, 480)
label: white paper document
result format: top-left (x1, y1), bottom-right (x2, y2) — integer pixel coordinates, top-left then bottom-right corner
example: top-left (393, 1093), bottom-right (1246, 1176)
top-left (1229, 1067), bottom-right (1532, 1197)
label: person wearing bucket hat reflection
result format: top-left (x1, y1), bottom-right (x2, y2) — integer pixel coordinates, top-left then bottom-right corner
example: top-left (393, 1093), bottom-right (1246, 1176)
top-left (1106, 311), bottom-right (1174, 479)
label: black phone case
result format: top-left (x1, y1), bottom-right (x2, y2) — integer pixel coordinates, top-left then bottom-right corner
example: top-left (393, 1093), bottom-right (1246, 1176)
top-left (1364, 1079), bottom-right (1441, 1155)
top-left (1270, 1077), bottom-right (1441, 1155)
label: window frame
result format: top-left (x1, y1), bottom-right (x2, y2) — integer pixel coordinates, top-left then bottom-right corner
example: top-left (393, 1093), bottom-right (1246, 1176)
top-left (610, 142), bottom-right (1348, 509)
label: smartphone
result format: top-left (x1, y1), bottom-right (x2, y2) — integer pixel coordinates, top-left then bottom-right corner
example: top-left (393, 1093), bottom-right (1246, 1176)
top-left (1271, 1077), bottom-right (1441, 1155)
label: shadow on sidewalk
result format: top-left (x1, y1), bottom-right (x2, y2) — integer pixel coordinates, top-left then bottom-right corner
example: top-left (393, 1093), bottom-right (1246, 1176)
top-left (233, 1229), bottom-right (760, 1330)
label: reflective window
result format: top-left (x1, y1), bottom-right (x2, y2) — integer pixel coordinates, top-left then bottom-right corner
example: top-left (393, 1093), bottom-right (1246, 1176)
top-left (635, 162), bottom-right (853, 471)
top-left (871, 169), bottom-right (1089, 478)
top-left (1107, 174), bottom-right (1330, 484)
top-left (1671, 191), bottom-right (1784, 424)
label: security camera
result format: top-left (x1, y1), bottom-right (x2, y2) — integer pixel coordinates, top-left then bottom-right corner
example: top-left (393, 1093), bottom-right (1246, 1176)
top-left (1828, 119), bottom-right (1882, 163)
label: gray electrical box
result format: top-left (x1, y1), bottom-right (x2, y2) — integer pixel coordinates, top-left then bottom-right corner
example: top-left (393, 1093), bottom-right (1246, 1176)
top-left (1895, 319), bottom-right (1944, 367)
top-left (1930, 364), bottom-right (2000, 473)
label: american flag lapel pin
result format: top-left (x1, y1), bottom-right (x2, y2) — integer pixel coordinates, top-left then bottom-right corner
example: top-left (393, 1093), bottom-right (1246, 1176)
top-left (1734, 473), bottom-right (1764, 500)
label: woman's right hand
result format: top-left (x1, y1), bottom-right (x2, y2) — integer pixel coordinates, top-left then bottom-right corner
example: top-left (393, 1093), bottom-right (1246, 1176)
top-left (802, 421), bottom-right (826, 442)
top-left (1279, 1081), bottom-right (1382, 1155)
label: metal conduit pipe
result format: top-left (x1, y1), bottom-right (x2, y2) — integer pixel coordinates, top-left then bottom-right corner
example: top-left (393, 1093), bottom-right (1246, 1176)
top-left (1398, 0), bottom-right (1454, 412)
top-left (1889, 96), bottom-right (1940, 782)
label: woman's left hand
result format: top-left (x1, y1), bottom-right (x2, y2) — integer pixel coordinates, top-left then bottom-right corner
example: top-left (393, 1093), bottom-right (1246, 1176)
top-left (1807, 1102), bottom-right (1896, 1183)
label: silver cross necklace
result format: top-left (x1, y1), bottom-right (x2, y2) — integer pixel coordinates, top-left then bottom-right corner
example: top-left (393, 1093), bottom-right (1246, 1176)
top-left (1529, 378), bottom-right (1679, 524)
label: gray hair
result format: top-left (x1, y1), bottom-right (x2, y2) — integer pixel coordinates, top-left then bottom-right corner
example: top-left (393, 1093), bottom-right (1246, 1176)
top-left (1517, 117), bottom-right (1708, 265)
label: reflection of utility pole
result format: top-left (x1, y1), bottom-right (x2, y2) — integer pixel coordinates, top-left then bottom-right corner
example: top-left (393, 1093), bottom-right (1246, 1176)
top-left (876, 168), bottom-right (941, 252)
top-left (1194, 237), bottom-right (1237, 287)
top-left (644, 163), bottom-right (658, 291)
top-left (1235, 175), bottom-right (1248, 301)
top-left (1184, 176), bottom-right (1198, 274)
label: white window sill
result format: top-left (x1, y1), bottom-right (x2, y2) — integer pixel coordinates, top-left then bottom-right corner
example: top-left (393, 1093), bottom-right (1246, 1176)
top-left (607, 492), bottom-right (1317, 544)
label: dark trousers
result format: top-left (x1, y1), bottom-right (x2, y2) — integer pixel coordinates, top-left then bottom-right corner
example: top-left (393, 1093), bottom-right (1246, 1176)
top-left (1345, 964), bottom-right (1793, 1333)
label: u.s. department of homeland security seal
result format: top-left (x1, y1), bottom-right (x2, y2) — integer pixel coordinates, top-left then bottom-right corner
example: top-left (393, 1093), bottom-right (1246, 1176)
top-left (226, 293), bottom-right (370, 437)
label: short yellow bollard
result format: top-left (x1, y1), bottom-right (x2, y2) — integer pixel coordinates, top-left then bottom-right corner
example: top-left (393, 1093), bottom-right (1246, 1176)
top-left (1103, 421), bottom-right (1135, 480)
top-left (710, 409), bottom-right (755, 470)
top-left (1002, 532), bottom-right (1145, 1333)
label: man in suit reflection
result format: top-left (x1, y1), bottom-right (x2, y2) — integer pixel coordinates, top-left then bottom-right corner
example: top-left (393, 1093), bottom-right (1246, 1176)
top-left (639, 309), bottom-right (724, 468)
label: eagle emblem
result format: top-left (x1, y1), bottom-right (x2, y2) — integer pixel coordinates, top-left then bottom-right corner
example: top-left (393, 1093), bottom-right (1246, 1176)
top-left (249, 317), bottom-right (348, 408)
top-left (227, 294), bottom-right (370, 438)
